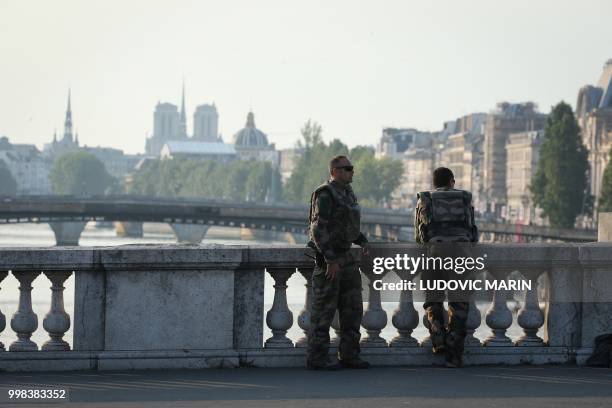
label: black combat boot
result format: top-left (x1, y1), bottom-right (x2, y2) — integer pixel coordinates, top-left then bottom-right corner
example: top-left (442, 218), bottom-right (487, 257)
top-left (425, 306), bottom-right (446, 354)
top-left (306, 358), bottom-right (342, 371)
top-left (338, 356), bottom-right (370, 369)
top-left (444, 331), bottom-right (464, 368)
top-left (306, 362), bottom-right (342, 371)
top-left (429, 321), bottom-right (446, 355)
top-left (444, 351), bottom-right (463, 368)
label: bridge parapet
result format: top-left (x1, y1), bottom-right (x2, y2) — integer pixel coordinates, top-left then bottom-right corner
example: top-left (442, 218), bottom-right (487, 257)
top-left (0, 243), bottom-right (610, 371)
top-left (0, 196), bottom-right (598, 242)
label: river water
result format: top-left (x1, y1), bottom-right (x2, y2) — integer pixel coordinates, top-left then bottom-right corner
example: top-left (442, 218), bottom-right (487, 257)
top-left (0, 223), bottom-right (533, 350)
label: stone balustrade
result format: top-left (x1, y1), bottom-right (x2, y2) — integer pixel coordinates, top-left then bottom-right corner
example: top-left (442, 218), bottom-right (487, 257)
top-left (0, 243), bottom-right (610, 372)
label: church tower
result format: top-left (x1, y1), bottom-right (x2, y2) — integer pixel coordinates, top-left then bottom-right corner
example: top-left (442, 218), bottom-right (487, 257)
top-left (45, 89), bottom-right (80, 157)
top-left (62, 89), bottom-right (74, 143)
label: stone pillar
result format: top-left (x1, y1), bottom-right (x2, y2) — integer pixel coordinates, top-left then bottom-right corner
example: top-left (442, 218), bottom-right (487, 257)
top-left (284, 232), bottom-right (308, 245)
top-left (73, 269), bottom-right (106, 351)
top-left (115, 221), bottom-right (143, 238)
top-left (577, 239), bottom-right (612, 363)
top-left (233, 267), bottom-right (265, 349)
top-left (170, 223), bottom-right (210, 244)
top-left (284, 232), bottom-right (298, 245)
top-left (544, 265), bottom-right (582, 348)
top-left (264, 268), bottom-right (295, 348)
top-left (374, 224), bottom-right (384, 241)
top-left (597, 212), bottom-right (612, 242)
top-left (49, 221), bottom-right (87, 246)
top-left (42, 271), bottom-right (72, 351)
top-left (10, 271), bottom-right (41, 351)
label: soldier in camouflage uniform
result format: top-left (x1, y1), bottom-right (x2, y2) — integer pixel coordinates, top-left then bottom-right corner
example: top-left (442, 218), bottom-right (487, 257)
top-left (414, 167), bottom-right (478, 368)
top-left (306, 155), bottom-right (371, 370)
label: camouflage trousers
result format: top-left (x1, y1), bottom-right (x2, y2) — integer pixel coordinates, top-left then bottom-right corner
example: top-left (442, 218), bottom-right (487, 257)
top-left (422, 267), bottom-right (472, 356)
top-left (307, 259), bottom-right (363, 365)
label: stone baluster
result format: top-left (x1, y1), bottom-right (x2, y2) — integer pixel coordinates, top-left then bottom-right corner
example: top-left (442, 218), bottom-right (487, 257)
top-left (265, 268), bottom-right (295, 348)
top-left (515, 269), bottom-right (545, 346)
top-left (390, 270), bottom-right (419, 347)
top-left (9, 271), bottom-right (42, 351)
top-left (360, 269), bottom-right (388, 347)
top-left (42, 271), bottom-right (73, 351)
top-left (484, 268), bottom-right (513, 346)
top-left (464, 293), bottom-right (482, 347)
top-left (0, 271), bottom-right (7, 351)
top-left (295, 266), bottom-right (314, 348)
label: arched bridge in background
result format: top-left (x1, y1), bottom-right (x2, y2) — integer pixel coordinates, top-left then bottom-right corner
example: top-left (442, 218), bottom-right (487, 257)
top-left (0, 195), bottom-right (597, 245)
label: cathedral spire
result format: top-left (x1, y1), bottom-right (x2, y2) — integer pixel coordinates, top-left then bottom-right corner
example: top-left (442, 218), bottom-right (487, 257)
top-left (63, 89), bottom-right (73, 142)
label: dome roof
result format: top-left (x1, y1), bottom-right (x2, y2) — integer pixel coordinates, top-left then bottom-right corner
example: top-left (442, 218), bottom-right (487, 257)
top-left (232, 112), bottom-right (270, 148)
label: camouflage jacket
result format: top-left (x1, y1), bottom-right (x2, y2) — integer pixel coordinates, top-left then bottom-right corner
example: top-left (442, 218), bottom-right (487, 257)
top-left (414, 187), bottom-right (478, 244)
top-left (309, 180), bottom-right (368, 264)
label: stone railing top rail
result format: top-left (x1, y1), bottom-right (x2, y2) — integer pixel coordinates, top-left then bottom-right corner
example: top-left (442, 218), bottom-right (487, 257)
top-left (0, 243), bottom-right (611, 272)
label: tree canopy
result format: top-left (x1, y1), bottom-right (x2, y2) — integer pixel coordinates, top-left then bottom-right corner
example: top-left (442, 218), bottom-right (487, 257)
top-left (50, 151), bottom-right (115, 196)
top-left (128, 158), bottom-right (281, 203)
top-left (284, 120), bottom-right (403, 207)
top-left (531, 102), bottom-right (589, 228)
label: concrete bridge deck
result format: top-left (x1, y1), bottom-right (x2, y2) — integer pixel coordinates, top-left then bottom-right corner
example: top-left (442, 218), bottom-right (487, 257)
top-left (1, 366), bottom-right (610, 408)
top-left (0, 195), bottom-right (598, 242)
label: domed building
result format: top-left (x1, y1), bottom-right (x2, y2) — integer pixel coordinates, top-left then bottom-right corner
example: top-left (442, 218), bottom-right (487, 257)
top-left (231, 111), bottom-right (279, 166)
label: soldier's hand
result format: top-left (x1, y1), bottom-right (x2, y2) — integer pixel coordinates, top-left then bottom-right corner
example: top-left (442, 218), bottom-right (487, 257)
top-left (325, 262), bottom-right (340, 280)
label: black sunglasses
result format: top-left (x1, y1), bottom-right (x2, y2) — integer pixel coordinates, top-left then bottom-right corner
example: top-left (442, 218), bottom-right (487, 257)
top-left (335, 165), bottom-right (354, 172)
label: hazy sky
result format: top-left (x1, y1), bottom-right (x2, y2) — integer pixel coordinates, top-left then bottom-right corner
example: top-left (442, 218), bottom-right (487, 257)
top-left (1, 0), bottom-right (611, 154)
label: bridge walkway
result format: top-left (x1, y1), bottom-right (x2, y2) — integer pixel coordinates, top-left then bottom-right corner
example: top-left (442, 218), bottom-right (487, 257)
top-left (1, 366), bottom-right (610, 407)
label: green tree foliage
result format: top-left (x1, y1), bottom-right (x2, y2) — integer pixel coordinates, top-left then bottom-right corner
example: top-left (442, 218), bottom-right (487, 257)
top-left (350, 148), bottom-right (403, 207)
top-left (128, 158), bottom-right (281, 202)
top-left (245, 161), bottom-right (281, 202)
top-left (531, 101), bottom-right (589, 228)
top-left (0, 159), bottom-right (17, 195)
top-left (284, 120), bottom-right (348, 203)
top-left (598, 146), bottom-right (612, 212)
top-left (284, 120), bottom-right (403, 207)
top-left (50, 151), bottom-right (115, 196)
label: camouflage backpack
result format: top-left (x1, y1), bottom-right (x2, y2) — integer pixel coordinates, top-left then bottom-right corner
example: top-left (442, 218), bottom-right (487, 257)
top-left (416, 189), bottom-right (474, 242)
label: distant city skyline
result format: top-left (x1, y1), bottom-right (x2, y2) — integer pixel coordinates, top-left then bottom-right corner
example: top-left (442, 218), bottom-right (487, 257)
top-left (1, 0), bottom-right (611, 154)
